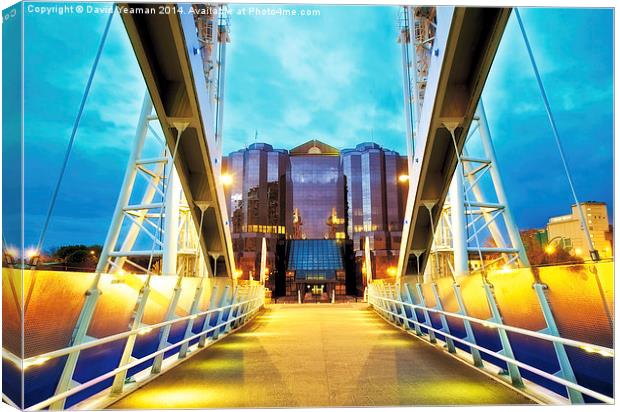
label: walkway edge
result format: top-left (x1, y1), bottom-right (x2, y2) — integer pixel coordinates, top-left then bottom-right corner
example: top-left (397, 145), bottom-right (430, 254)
top-left (70, 307), bottom-right (265, 410)
top-left (371, 307), bottom-right (568, 406)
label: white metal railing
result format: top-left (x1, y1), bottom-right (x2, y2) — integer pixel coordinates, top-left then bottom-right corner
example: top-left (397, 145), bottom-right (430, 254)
top-left (368, 286), bottom-right (613, 405)
top-left (4, 285), bottom-right (264, 411)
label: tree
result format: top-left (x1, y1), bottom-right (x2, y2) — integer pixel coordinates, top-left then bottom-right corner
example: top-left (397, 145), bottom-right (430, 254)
top-left (520, 231), bottom-right (582, 266)
top-left (52, 244), bottom-right (102, 271)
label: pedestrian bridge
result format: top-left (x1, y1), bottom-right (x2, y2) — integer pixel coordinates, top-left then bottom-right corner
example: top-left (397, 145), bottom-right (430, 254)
top-left (2, 3), bottom-right (614, 410)
top-left (1, 262), bottom-right (613, 409)
top-left (108, 304), bottom-right (532, 408)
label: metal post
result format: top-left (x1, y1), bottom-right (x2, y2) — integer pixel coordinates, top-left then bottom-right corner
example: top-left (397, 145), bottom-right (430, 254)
top-left (452, 283), bottom-right (483, 367)
top-left (423, 201), bottom-right (439, 282)
top-left (431, 283), bottom-right (456, 353)
top-left (178, 277), bottom-right (206, 358)
top-left (415, 283), bottom-right (437, 343)
top-left (223, 286), bottom-right (239, 333)
top-left (50, 277), bottom-right (102, 410)
top-left (533, 283), bottom-right (583, 403)
top-left (198, 285), bottom-right (219, 348)
top-left (383, 284), bottom-right (398, 323)
top-left (476, 101), bottom-right (530, 266)
top-left (259, 237), bottom-right (267, 285)
top-left (235, 286), bottom-right (253, 327)
top-left (151, 275), bottom-right (183, 374)
top-left (403, 283), bottom-right (423, 336)
top-left (110, 276), bottom-right (152, 393)
top-left (211, 285), bottom-right (231, 340)
top-left (162, 167), bottom-right (181, 276)
top-left (450, 161), bottom-right (469, 277)
top-left (482, 282), bottom-right (523, 387)
top-left (213, 10), bottom-right (229, 173)
top-left (364, 236), bottom-right (373, 286)
top-left (399, 9), bottom-right (416, 170)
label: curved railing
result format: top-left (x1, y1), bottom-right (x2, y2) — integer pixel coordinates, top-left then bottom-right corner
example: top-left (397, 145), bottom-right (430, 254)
top-left (2, 281), bottom-right (265, 411)
top-left (368, 281), bottom-right (613, 405)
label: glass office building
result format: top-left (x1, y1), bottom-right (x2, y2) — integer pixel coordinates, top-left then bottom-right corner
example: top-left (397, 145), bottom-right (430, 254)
top-left (341, 143), bottom-right (409, 287)
top-left (223, 140), bottom-right (407, 297)
top-left (289, 140), bottom-right (346, 240)
top-left (222, 143), bottom-right (292, 286)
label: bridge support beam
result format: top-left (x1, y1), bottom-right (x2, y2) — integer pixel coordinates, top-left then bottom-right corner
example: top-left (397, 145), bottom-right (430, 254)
top-left (403, 283), bottom-right (423, 336)
top-left (452, 283), bottom-right (483, 367)
top-left (151, 275), bottom-right (184, 374)
top-left (198, 285), bottom-right (219, 348)
top-left (415, 284), bottom-right (437, 344)
top-left (483, 282), bottom-right (523, 387)
top-left (50, 279), bottom-right (102, 410)
top-left (431, 283), bottom-right (456, 353)
top-left (450, 161), bottom-right (469, 277)
top-left (110, 277), bottom-right (152, 394)
top-left (533, 283), bottom-right (583, 403)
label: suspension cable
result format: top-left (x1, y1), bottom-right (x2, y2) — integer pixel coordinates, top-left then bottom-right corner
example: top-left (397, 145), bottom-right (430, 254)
top-left (514, 8), bottom-right (598, 261)
top-left (34, 12), bottom-right (115, 257)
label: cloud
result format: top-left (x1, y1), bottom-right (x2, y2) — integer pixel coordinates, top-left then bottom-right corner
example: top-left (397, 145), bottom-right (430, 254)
top-left (223, 5), bottom-right (405, 154)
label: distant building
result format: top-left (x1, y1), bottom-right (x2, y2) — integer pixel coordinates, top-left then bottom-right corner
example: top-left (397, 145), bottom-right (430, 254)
top-left (546, 201), bottom-right (613, 259)
top-left (289, 140), bottom-right (346, 240)
top-left (222, 143), bottom-right (292, 285)
top-left (222, 139), bottom-right (408, 298)
top-left (341, 143), bottom-right (408, 286)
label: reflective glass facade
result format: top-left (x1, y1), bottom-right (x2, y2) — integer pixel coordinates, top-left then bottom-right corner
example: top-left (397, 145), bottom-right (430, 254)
top-left (290, 155), bottom-right (345, 240)
top-left (287, 239), bottom-right (343, 281)
top-left (223, 139), bottom-right (408, 296)
top-left (222, 143), bottom-right (291, 284)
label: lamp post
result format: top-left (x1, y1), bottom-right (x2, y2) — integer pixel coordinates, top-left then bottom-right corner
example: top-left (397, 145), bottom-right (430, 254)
top-left (544, 236), bottom-right (566, 255)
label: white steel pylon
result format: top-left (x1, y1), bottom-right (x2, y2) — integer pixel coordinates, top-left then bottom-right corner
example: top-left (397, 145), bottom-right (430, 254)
top-left (98, 5), bottom-right (230, 277)
top-left (96, 93), bottom-right (208, 277)
top-left (425, 100), bottom-right (530, 281)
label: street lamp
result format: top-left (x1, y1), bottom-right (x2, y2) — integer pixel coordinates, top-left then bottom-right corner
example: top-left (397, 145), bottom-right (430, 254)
top-left (221, 173), bottom-right (233, 186)
top-left (544, 236), bottom-right (566, 255)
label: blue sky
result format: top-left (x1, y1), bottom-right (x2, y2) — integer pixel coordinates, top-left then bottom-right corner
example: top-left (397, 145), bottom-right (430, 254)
top-left (15, 4), bottom-right (613, 250)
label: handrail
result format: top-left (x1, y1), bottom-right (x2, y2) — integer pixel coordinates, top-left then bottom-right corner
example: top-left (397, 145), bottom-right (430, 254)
top-left (6, 295), bottom-right (263, 367)
top-left (372, 293), bottom-right (613, 355)
top-left (368, 293), bottom-right (613, 404)
top-left (25, 302), bottom-right (263, 411)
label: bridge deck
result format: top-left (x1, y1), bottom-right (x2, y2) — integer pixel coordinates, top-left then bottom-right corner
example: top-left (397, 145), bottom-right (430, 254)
top-left (109, 303), bottom-right (533, 408)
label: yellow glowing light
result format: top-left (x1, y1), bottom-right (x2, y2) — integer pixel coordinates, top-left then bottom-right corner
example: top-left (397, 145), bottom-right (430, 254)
top-left (116, 269), bottom-right (133, 276)
top-left (233, 269), bottom-right (243, 279)
top-left (138, 327), bottom-right (153, 336)
top-left (580, 345), bottom-right (613, 357)
top-left (481, 321), bottom-right (497, 329)
top-left (398, 174), bottom-right (410, 183)
top-left (90, 250), bottom-right (96, 255)
top-left (221, 173), bottom-right (233, 186)
top-left (386, 266), bottom-right (397, 277)
top-left (23, 356), bottom-right (50, 369)
top-left (575, 247), bottom-right (583, 256)
top-left (544, 245), bottom-right (556, 255)
top-left (25, 248), bottom-right (39, 259)
top-left (5, 247), bottom-right (18, 258)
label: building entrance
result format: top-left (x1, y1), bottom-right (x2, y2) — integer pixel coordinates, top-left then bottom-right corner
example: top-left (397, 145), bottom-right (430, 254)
top-left (310, 284), bottom-right (325, 296)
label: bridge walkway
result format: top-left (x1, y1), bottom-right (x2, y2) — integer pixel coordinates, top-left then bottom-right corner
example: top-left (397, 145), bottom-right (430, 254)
top-left (109, 303), bottom-right (533, 408)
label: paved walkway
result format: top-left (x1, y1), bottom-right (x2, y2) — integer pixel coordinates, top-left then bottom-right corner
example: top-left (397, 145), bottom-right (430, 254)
top-left (109, 303), bottom-right (532, 408)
